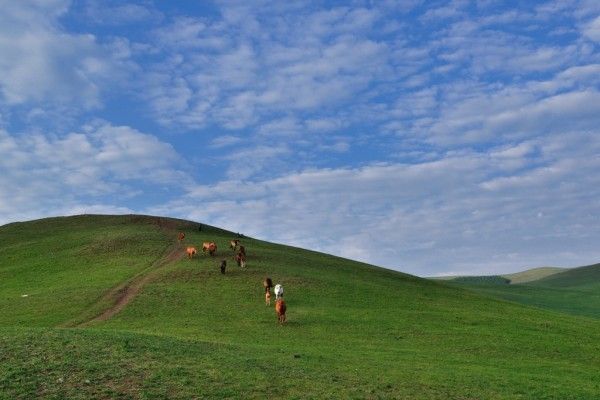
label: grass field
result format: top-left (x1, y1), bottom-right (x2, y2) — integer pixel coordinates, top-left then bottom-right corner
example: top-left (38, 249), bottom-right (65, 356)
top-left (1, 215), bottom-right (600, 399)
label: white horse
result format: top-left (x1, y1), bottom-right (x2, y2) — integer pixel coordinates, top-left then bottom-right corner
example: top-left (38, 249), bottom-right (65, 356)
top-left (274, 284), bottom-right (284, 300)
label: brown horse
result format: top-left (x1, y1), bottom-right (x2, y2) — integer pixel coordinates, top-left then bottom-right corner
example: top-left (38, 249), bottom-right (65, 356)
top-left (235, 252), bottom-right (246, 268)
top-left (202, 242), bottom-right (217, 256)
top-left (263, 277), bottom-right (273, 292)
top-left (178, 232), bottom-right (185, 242)
top-left (186, 246), bottom-right (197, 259)
top-left (230, 239), bottom-right (240, 251)
top-left (275, 299), bottom-right (286, 324)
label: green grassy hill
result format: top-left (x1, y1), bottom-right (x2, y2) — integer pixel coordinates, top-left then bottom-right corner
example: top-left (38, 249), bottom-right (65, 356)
top-left (2, 215), bottom-right (600, 399)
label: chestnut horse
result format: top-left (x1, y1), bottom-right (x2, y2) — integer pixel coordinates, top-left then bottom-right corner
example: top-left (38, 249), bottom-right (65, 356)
top-left (202, 242), bottom-right (217, 256)
top-left (275, 299), bottom-right (286, 324)
top-left (186, 247), bottom-right (197, 259)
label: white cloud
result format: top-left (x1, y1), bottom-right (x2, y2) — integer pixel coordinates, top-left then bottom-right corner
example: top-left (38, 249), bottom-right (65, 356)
top-left (222, 144), bottom-right (290, 180)
top-left (142, 5), bottom-right (390, 131)
top-left (304, 118), bottom-right (344, 133)
top-left (484, 90), bottom-right (600, 138)
top-left (435, 25), bottom-right (578, 75)
top-left (583, 15), bottom-right (600, 41)
top-left (83, 2), bottom-right (163, 25)
top-left (209, 135), bottom-right (243, 149)
top-left (397, 63), bottom-right (600, 146)
top-left (124, 1), bottom-right (600, 183)
top-left (0, 122), bottom-right (190, 224)
top-left (257, 118), bottom-right (303, 137)
top-left (318, 140), bottom-right (350, 153)
top-left (59, 204), bottom-right (135, 216)
top-left (421, 0), bottom-right (467, 21)
top-left (0, 1), bottom-right (127, 109)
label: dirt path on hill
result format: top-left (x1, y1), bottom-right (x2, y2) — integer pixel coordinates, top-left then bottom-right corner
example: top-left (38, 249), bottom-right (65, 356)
top-left (65, 242), bottom-right (184, 328)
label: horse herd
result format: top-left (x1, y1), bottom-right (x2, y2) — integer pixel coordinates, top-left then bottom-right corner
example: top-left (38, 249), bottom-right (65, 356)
top-left (177, 232), bottom-right (286, 324)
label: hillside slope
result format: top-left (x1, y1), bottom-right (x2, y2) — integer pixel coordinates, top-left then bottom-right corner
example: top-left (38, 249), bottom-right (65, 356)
top-left (527, 263), bottom-right (600, 289)
top-left (2, 215), bottom-right (600, 399)
top-left (502, 267), bottom-right (566, 284)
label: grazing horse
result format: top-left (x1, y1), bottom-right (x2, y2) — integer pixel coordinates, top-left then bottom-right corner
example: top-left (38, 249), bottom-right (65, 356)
top-left (274, 284), bottom-right (283, 300)
top-left (275, 299), bottom-right (286, 324)
top-left (186, 246), bottom-right (197, 259)
top-left (202, 242), bottom-right (217, 256)
top-left (263, 277), bottom-right (273, 293)
top-left (264, 277), bottom-right (273, 305)
top-left (235, 252), bottom-right (246, 268)
top-left (178, 232), bottom-right (185, 242)
top-left (220, 259), bottom-right (227, 274)
top-left (230, 239), bottom-right (240, 251)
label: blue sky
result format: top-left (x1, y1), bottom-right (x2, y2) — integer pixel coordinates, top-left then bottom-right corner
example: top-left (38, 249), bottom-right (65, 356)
top-left (1, 0), bottom-right (599, 276)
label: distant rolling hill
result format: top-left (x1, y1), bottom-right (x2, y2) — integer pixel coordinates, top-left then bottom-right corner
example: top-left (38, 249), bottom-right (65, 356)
top-left (440, 263), bottom-right (600, 319)
top-left (2, 215), bottom-right (600, 399)
top-left (432, 266), bottom-right (566, 284)
top-left (502, 266), bottom-right (566, 284)
top-left (528, 263), bottom-right (600, 289)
